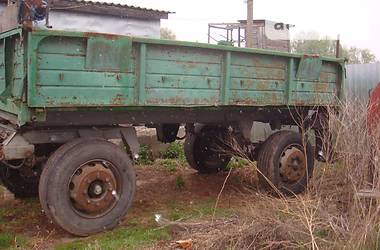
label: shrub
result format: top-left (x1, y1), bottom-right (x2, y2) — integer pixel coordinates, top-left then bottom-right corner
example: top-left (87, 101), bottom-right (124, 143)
top-left (190, 101), bottom-right (380, 249)
top-left (226, 157), bottom-right (249, 169)
top-left (137, 145), bottom-right (154, 165)
top-left (161, 142), bottom-right (185, 162)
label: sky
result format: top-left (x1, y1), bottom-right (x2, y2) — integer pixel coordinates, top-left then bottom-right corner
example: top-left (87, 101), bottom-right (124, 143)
top-left (106, 0), bottom-right (379, 59)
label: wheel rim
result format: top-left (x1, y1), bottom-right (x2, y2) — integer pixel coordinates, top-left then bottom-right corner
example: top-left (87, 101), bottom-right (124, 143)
top-left (279, 145), bottom-right (307, 185)
top-left (69, 160), bottom-right (120, 218)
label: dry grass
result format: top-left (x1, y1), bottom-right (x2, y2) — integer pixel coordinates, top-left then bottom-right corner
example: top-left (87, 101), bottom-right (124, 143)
top-left (180, 101), bottom-right (380, 249)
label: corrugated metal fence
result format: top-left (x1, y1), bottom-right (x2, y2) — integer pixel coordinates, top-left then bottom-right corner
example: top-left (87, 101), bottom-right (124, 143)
top-left (346, 62), bottom-right (380, 101)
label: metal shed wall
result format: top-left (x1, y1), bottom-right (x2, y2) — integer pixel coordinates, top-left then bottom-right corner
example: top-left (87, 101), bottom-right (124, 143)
top-left (0, 2), bottom-right (164, 38)
top-left (346, 62), bottom-right (380, 101)
top-left (49, 11), bottom-right (160, 38)
top-left (240, 20), bottom-right (290, 52)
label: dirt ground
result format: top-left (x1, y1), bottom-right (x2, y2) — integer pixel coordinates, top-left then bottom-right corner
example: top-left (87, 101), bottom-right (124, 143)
top-left (0, 163), bottom-right (259, 250)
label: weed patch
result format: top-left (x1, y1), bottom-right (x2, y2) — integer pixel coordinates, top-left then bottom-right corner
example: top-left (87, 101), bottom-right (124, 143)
top-left (137, 145), bottom-right (154, 165)
top-left (0, 233), bottom-right (13, 249)
top-left (56, 227), bottom-right (170, 250)
top-left (226, 157), bottom-right (249, 169)
top-left (161, 159), bottom-right (178, 172)
top-left (0, 232), bottom-right (27, 249)
top-left (161, 142), bottom-right (185, 162)
top-left (166, 198), bottom-right (230, 222)
top-left (185, 101), bottom-right (380, 249)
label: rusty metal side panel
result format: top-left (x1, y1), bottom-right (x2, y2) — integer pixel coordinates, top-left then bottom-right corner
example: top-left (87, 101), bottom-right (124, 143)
top-left (85, 36), bottom-right (132, 72)
top-left (140, 44), bottom-right (340, 107)
top-left (27, 29), bottom-right (343, 108)
top-left (143, 44), bottom-right (223, 106)
top-left (0, 31), bottom-right (26, 100)
top-left (296, 56), bottom-right (322, 81)
top-left (289, 60), bottom-right (340, 106)
top-left (141, 45), bottom-right (293, 107)
top-left (28, 33), bottom-right (136, 107)
top-left (229, 52), bottom-right (287, 105)
top-left (0, 29), bottom-right (32, 125)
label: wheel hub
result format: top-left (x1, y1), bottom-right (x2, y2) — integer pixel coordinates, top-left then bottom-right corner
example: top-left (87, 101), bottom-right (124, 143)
top-left (90, 182), bottom-right (103, 196)
top-left (279, 146), bottom-right (306, 184)
top-left (70, 161), bottom-right (118, 217)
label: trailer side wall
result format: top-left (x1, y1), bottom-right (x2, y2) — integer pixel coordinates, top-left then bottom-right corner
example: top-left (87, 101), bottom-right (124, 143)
top-left (25, 30), bottom-right (343, 109)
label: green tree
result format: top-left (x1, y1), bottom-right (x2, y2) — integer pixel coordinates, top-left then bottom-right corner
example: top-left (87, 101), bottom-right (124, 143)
top-left (160, 27), bottom-right (176, 40)
top-left (291, 32), bottom-right (376, 64)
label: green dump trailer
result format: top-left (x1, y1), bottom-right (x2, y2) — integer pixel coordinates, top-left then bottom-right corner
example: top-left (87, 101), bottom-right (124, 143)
top-left (0, 27), bottom-right (345, 236)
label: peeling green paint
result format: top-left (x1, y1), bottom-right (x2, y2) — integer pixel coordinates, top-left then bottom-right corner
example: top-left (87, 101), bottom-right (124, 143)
top-left (0, 28), bottom-right (345, 125)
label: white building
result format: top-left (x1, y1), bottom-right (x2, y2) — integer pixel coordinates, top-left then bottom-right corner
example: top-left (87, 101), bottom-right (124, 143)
top-left (0, 0), bottom-right (170, 38)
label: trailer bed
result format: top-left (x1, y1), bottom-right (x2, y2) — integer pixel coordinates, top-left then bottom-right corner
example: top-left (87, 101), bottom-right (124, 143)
top-left (0, 28), bottom-right (344, 125)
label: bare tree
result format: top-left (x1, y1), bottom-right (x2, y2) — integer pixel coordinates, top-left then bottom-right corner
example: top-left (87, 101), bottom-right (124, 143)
top-left (160, 27), bottom-right (176, 40)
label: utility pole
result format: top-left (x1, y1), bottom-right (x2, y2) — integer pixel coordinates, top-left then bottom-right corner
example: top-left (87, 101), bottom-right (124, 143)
top-left (336, 34), bottom-right (341, 58)
top-left (246, 0), bottom-right (254, 48)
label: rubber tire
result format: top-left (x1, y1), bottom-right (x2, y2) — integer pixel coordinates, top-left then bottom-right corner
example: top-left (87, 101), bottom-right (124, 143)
top-left (38, 138), bottom-right (136, 236)
top-left (257, 131), bottom-right (314, 195)
top-left (184, 125), bottom-right (231, 174)
top-left (0, 165), bottom-right (39, 198)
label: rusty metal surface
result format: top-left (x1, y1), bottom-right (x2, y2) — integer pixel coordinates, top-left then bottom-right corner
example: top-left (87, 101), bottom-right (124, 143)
top-left (38, 107), bottom-right (319, 127)
top-left (368, 82), bottom-right (380, 133)
top-left (280, 146), bottom-right (306, 184)
top-left (85, 36), bottom-right (132, 72)
top-left (3, 135), bottom-right (34, 160)
top-left (296, 55), bottom-right (323, 81)
top-left (30, 30), bottom-right (342, 108)
top-left (70, 161), bottom-right (118, 218)
top-left (0, 28), bottom-right (344, 125)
